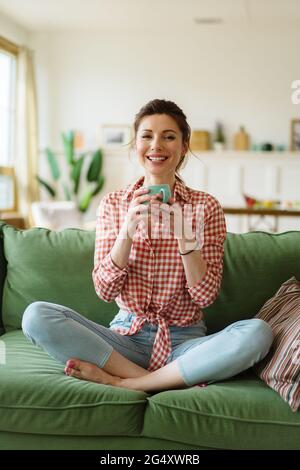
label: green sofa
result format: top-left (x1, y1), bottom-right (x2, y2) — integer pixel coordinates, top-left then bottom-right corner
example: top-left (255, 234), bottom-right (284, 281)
top-left (0, 221), bottom-right (299, 450)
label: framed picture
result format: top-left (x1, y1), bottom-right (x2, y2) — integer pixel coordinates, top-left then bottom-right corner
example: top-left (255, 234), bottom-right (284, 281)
top-left (100, 124), bottom-right (132, 149)
top-left (290, 119), bottom-right (300, 151)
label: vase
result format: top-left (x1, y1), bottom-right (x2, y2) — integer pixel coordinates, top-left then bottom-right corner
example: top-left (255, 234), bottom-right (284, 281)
top-left (213, 142), bottom-right (225, 151)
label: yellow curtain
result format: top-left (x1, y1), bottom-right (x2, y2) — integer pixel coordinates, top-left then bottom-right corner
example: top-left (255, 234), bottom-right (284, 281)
top-left (15, 46), bottom-right (39, 226)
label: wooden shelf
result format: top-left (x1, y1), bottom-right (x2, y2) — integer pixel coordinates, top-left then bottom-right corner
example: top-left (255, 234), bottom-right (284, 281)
top-left (222, 207), bottom-right (300, 232)
top-left (223, 207), bottom-right (300, 217)
top-left (191, 151), bottom-right (300, 161)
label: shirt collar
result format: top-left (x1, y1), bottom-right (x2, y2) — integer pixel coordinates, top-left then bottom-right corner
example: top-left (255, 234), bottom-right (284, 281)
top-left (121, 176), bottom-right (191, 203)
top-left (174, 177), bottom-right (190, 203)
top-left (121, 176), bottom-right (145, 202)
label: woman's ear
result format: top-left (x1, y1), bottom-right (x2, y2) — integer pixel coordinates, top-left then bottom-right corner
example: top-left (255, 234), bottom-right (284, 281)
top-left (182, 141), bottom-right (189, 155)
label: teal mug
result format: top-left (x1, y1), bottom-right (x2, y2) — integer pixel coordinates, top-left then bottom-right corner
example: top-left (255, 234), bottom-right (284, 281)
top-left (142, 184), bottom-right (172, 204)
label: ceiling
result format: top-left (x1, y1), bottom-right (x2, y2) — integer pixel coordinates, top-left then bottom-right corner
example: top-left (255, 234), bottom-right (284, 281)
top-left (0, 0), bottom-right (299, 32)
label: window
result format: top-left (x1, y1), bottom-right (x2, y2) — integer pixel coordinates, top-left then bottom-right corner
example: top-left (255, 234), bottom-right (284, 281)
top-left (0, 37), bottom-right (17, 167)
top-left (0, 37), bottom-right (18, 213)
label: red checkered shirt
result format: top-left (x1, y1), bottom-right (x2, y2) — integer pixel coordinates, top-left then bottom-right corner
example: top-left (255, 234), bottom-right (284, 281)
top-left (92, 176), bottom-right (227, 371)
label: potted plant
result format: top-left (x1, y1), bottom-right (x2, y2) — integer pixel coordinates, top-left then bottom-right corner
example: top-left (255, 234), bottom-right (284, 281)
top-left (33, 131), bottom-right (105, 230)
top-left (213, 122), bottom-right (226, 151)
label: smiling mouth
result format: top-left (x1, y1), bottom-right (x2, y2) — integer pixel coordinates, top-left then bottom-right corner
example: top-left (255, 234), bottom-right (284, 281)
top-left (146, 156), bottom-right (168, 162)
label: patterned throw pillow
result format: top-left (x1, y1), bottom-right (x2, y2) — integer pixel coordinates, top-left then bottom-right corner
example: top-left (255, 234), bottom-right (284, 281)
top-left (253, 277), bottom-right (300, 412)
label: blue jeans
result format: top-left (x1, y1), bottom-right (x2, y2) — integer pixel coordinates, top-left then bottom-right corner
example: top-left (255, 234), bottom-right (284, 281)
top-left (22, 302), bottom-right (273, 386)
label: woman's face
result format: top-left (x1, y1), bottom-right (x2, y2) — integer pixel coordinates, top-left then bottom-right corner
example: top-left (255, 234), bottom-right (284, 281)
top-left (135, 114), bottom-right (188, 179)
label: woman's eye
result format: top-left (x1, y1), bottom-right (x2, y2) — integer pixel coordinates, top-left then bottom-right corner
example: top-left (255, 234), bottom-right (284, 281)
top-left (140, 135), bottom-right (175, 140)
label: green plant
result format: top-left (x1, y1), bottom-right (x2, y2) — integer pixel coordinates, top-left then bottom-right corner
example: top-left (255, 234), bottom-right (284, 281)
top-left (36, 131), bottom-right (105, 213)
top-left (214, 122), bottom-right (225, 144)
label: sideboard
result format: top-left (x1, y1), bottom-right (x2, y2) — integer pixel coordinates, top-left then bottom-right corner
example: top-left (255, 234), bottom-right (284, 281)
top-left (102, 150), bottom-right (300, 233)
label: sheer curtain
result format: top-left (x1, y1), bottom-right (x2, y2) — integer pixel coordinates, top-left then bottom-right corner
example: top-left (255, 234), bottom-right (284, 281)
top-left (15, 46), bottom-right (39, 225)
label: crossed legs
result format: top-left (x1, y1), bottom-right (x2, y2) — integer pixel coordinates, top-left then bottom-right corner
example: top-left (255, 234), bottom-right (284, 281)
top-left (22, 302), bottom-right (273, 392)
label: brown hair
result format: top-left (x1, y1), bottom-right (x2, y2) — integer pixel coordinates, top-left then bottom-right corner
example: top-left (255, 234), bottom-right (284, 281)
top-left (132, 99), bottom-right (191, 183)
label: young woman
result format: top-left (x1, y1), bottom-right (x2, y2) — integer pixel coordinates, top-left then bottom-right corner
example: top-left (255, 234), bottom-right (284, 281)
top-left (22, 99), bottom-right (273, 392)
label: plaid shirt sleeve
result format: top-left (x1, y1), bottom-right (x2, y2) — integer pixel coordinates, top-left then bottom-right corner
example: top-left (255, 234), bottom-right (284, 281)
top-left (187, 196), bottom-right (227, 308)
top-left (92, 194), bottom-right (128, 302)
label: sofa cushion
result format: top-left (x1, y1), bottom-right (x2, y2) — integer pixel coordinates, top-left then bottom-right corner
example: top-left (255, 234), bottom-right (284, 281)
top-left (0, 330), bottom-right (147, 437)
top-left (204, 231), bottom-right (300, 333)
top-left (143, 371), bottom-right (300, 450)
top-left (253, 277), bottom-right (300, 412)
top-left (1, 224), bottom-right (118, 331)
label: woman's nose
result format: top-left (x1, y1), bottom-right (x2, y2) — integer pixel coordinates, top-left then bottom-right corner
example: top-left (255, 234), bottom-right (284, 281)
top-left (151, 137), bottom-right (163, 150)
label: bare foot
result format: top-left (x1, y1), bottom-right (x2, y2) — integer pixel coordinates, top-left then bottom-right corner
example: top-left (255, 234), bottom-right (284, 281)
top-left (64, 358), bottom-right (120, 386)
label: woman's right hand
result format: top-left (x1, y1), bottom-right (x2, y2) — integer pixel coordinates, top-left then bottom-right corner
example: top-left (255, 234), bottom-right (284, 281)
top-left (123, 187), bottom-right (158, 239)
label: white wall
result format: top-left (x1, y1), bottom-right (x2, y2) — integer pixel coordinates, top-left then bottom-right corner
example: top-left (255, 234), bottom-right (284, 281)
top-left (2, 11), bottom-right (300, 227)
top-left (30, 24), bottom-right (300, 152)
top-left (0, 10), bottom-right (29, 45)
